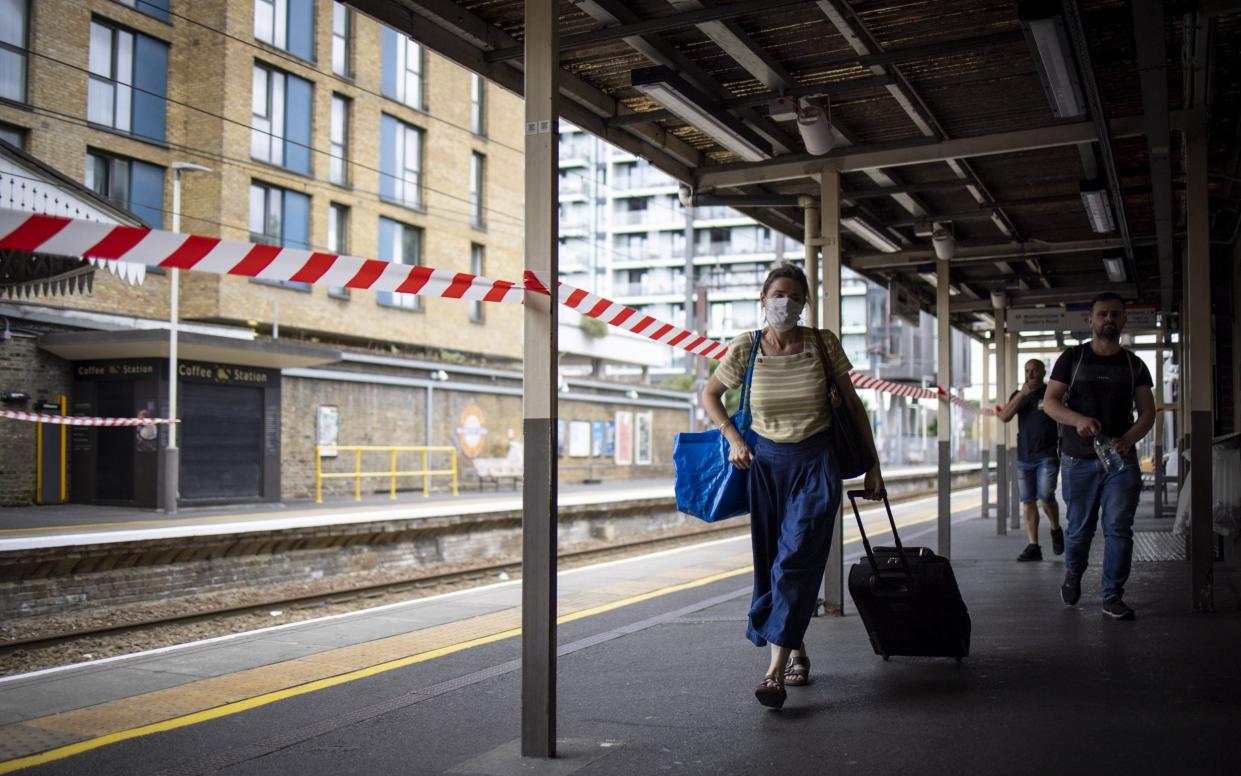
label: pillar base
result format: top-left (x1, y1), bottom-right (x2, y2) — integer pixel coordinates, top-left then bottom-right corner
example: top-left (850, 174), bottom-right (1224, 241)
top-left (160, 446), bottom-right (179, 514)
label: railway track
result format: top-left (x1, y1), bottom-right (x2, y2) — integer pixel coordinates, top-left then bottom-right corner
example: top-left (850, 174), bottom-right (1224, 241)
top-left (0, 524), bottom-right (750, 655)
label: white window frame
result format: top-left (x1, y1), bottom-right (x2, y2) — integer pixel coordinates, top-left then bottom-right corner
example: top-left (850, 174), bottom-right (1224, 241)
top-left (254, 0), bottom-right (288, 50)
top-left (251, 63), bottom-right (286, 166)
top-left (327, 203), bottom-right (350, 299)
top-left (395, 35), bottom-right (423, 109)
top-left (380, 218), bottom-right (423, 312)
top-left (0, 0), bottom-right (29, 104)
top-left (331, 1), bottom-right (351, 77)
top-left (249, 182), bottom-right (283, 244)
top-left (469, 151), bottom-right (484, 228)
top-left (329, 94), bottom-right (349, 185)
top-left (470, 73), bottom-right (485, 136)
top-left (390, 120), bottom-right (423, 209)
top-left (87, 21), bottom-right (134, 132)
top-left (469, 243), bottom-right (485, 323)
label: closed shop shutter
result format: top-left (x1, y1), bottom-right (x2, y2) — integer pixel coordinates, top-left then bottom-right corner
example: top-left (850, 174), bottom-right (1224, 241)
top-left (180, 383), bottom-right (263, 500)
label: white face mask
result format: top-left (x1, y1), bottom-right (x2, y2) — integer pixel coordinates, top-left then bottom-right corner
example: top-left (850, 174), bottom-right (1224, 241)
top-left (764, 296), bottom-right (804, 332)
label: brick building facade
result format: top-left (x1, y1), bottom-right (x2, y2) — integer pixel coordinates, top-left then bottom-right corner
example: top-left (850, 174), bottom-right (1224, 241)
top-left (0, 0), bottom-right (690, 507)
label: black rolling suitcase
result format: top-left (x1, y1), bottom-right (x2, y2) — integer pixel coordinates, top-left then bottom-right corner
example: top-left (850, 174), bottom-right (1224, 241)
top-left (845, 490), bottom-right (971, 661)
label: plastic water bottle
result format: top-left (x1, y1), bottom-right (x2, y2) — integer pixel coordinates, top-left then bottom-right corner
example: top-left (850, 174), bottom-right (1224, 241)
top-left (1093, 435), bottom-right (1125, 473)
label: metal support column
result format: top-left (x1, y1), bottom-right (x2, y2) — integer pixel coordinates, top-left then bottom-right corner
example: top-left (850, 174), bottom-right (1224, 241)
top-left (1153, 329), bottom-right (1164, 520)
top-left (1006, 328), bottom-right (1020, 529)
top-left (820, 171), bottom-right (844, 615)
top-left (521, 0), bottom-right (559, 756)
top-left (804, 200), bottom-right (820, 328)
top-left (994, 300), bottom-right (1008, 535)
top-left (981, 340), bottom-right (991, 519)
top-left (1186, 124), bottom-right (1214, 612)
top-left (936, 256), bottom-right (951, 557)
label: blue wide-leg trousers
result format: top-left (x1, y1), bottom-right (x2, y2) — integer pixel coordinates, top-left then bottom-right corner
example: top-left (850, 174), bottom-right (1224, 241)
top-left (746, 430), bottom-right (841, 648)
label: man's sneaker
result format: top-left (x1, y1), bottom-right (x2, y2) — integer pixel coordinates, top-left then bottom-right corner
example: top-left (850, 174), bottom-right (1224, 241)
top-left (1050, 528), bottom-right (1065, 556)
top-left (1060, 573), bottom-right (1082, 605)
top-left (1017, 544), bottom-right (1043, 562)
top-left (1102, 599), bottom-right (1136, 620)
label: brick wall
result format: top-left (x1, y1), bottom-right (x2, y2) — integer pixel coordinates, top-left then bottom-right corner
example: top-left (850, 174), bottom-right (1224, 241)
top-left (0, 325), bottom-right (73, 506)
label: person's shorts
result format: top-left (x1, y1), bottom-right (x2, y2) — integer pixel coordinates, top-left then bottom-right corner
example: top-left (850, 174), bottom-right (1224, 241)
top-left (1017, 456), bottom-right (1059, 503)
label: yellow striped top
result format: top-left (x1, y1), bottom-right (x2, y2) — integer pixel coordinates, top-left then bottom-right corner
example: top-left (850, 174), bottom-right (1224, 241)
top-left (714, 327), bottom-right (852, 443)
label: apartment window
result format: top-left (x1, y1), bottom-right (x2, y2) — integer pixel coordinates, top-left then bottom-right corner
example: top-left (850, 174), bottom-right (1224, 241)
top-left (470, 73), bottom-right (485, 136)
top-left (331, 1), bottom-right (351, 77)
top-left (86, 150), bottom-right (164, 227)
top-left (327, 203), bottom-right (350, 299)
top-left (251, 63), bottom-right (312, 175)
top-left (249, 181), bottom-right (311, 290)
top-left (0, 122), bottom-right (25, 149)
top-left (329, 94), bottom-right (349, 186)
top-left (469, 152), bottom-right (485, 228)
top-left (469, 243), bottom-right (484, 323)
top-left (115, 0), bottom-right (170, 22)
top-left (377, 217), bottom-right (422, 311)
top-left (381, 27), bottom-right (423, 109)
top-left (254, 0), bottom-right (314, 61)
top-left (379, 114), bottom-right (422, 209)
top-left (87, 20), bottom-right (168, 142)
top-left (0, 0), bottom-right (28, 103)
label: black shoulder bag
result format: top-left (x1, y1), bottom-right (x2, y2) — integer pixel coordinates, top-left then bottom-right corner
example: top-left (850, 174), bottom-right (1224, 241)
top-left (811, 328), bottom-right (875, 479)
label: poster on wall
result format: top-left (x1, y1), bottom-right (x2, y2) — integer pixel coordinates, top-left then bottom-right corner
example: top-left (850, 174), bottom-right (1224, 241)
top-left (605, 420), bottom-right (615, 457)
top-left (614, 411), bottom-right (633, 465)
top-left (591, 420), bottom-right (605, 457)
top-left (317, 405), bottom-right (339, 458)
top-left (569, 420), bottom-right (592, 457)
top-left (635, 412), bottom-right (654, 465)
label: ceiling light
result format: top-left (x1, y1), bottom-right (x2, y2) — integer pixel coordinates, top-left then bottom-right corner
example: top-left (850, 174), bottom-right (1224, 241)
top-left (1019, 0), bottom-right (1086, 119)
top-left (1102, 256), bottom-right (1127, 283)
top-left (1079, 179), bottom-right (1115, 234)
top-left (632, 67), bottom-right (770, 162)
top-left (840, 212), bottom-right (900, 253)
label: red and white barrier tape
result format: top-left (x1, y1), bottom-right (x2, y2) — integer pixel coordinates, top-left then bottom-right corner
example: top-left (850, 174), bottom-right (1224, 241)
top-left (0, 409), bottom-right (177, 426)
top-left (0, 209), bottom-right (979, 408)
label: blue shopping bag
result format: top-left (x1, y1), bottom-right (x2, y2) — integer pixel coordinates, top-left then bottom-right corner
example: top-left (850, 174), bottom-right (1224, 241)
top-left (673, 332), bottom-right (759, 522)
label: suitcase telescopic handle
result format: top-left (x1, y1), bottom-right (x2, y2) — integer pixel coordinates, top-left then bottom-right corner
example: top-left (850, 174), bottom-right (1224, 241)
top-left (846, 489), bottom-right (916, 586)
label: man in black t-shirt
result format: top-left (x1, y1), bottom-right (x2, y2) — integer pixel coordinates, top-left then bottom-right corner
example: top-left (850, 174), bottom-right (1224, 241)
top-left (997, 358), bottom-right (1063, 562)
top-left (1043, 293), bottom-right (1156, 621)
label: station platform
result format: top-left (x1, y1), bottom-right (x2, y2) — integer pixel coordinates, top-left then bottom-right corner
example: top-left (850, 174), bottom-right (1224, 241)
top-left (1, 487), bottom-right (1235, 776)
top-left (0, 464), bottom-right (981, 551)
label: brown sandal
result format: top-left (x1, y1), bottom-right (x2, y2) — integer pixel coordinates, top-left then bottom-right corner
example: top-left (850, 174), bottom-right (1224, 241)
top-left (784, 655), bottom-right (810, 686)
top-left (754, 674), bottom-right (786, 708)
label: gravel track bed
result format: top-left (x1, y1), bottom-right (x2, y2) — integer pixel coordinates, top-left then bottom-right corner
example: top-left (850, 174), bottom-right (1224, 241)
top-left (1, 525), bottom-right (747, 678)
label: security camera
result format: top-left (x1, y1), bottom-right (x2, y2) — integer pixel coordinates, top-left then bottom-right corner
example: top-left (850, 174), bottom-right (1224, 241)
top-left (931, 222), bottom-right (955, 260)
top-left (796, 98), bottom-right (836, 156)
top-left (990, 290), bottom-right (1008, 309)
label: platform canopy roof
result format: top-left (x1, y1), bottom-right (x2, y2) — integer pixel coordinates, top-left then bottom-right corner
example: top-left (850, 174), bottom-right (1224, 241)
top-left (349, 0), bottom-right (1241, 334)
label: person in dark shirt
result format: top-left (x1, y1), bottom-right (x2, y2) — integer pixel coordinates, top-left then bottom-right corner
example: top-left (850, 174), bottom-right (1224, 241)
top-left (1043, 292), bottom-right (1156, 620)
top-left (997, 358), bottom-right (1063, 562)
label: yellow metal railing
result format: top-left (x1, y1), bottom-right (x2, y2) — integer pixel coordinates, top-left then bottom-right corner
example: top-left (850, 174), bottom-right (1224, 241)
top-left (315, 445), bottom-right (459, 503)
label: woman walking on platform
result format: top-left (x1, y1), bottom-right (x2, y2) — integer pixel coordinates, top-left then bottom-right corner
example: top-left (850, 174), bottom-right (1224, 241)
top-left (702, 262), bottom-right (884, 709)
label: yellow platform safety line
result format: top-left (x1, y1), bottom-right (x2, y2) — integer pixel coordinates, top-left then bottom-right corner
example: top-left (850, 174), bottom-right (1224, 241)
top-left (0, 502), bottom-right (976, 775)
top-left (314, 445), bottom-right (459, 504)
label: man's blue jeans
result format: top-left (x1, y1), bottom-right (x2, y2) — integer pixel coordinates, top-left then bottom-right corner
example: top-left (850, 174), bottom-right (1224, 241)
top-left (1060, 453), bottom-right (1142, 601)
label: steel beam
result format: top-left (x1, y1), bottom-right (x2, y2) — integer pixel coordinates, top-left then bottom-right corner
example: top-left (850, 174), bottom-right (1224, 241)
top-left (853, 238), bottom-right (1126, 271)
top-left (1132, 0), bottom-right (1175, 312)
top-left (994, 303), bottom-right (1008, 535)
top-left (521, 0), bottom-right (558, 757)
top-left (820, 171), bottom-right (845, 616)
top-left (936, 254), bottom-right (952, 557)
top-left (949, 282), bottom-right (1137, 312)
top-left (1186, 124), bottom-right (1214, 613)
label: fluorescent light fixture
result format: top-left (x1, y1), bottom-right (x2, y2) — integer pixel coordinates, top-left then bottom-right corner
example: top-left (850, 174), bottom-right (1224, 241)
top-left (1102, 256), bottom-right (1127, 283)
top-left (1019, 0), bottom-right (1086, 119)
top-left (841, 212), bottom-right (901, 253)
top-left (1079, 179), bottom-right (1116, 234)
top-left (632, 67), bottom-right (770, 162)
